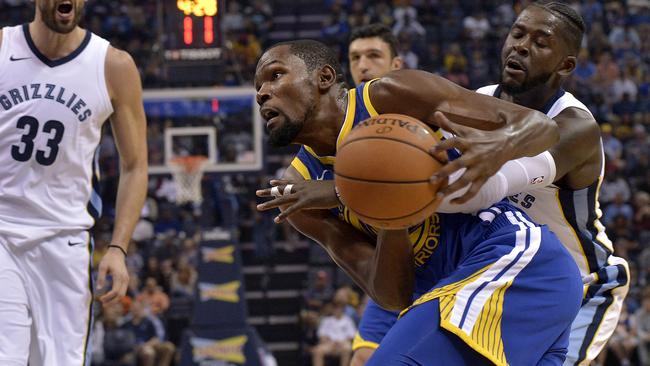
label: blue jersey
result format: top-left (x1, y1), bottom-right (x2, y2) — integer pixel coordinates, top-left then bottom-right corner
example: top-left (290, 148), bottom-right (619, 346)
top-left (290, 81), bottom-right (583, 365)
top-left (290, 80), bottom-right (470, 293)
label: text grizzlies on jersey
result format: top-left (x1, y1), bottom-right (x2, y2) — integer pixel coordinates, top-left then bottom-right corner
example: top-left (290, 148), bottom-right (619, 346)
top-left (0, 83), bottom-right (93, 122)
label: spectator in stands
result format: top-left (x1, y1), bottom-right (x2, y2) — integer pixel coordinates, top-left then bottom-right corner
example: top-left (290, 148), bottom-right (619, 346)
top-left (636, 291), bottom-right (650, 365)
top-left (605, 305), bottom-right (639, 366)
top-left (170, 258), bottom-right (198, 298)
top-left (463, 10), bottom-right (490, 41)
top-left (392, 0), bottom-right (425, 37)
top-left (136, 277), bottom-right (170, 316)
top-left (602, 170), bottom-right (632, 204)
top-left (102, 302), bottom-right (137, 366)
top-left (604, 194), bottom-right (636, 227)
top-left (122, 300), bottom-right (176, 366)
top-left (305, 270), bottom-right (334, 311)
top-left (311, 302), bottom-right (356, 366)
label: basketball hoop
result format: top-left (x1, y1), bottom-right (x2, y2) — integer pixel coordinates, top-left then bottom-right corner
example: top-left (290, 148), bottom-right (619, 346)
top-left (169, 156), bottom-right (208, 204)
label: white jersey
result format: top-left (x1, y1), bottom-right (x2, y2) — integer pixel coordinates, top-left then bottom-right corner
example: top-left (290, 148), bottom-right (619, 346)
top-left (0, 25), bottom-right (113, 246)
top-left (477, 84), bottom-right (612, 277)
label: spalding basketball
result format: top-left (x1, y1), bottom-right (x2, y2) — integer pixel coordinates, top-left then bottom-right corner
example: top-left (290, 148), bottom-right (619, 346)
top-left (334, 114), bottom-right (445, 229)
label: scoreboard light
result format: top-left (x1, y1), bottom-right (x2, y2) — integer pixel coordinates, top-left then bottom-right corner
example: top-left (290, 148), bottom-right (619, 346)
top-left (164, 0), bottom-right (222, 63)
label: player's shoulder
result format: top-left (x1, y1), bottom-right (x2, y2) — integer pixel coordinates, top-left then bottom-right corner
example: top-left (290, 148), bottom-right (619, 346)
top-left (105, 46), bottom-right (137, 73)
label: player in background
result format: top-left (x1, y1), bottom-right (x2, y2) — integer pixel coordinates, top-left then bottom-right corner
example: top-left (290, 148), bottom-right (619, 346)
top-left (254, 40), bottom-right (583, 365)
top-left (348, 23), bottom-right (403, 85)
top-left (0, 1), bottom-right (147, 365)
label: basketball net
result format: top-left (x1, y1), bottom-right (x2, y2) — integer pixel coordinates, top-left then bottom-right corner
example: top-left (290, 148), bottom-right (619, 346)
top-left (169, 156), bottom-right (208, 204)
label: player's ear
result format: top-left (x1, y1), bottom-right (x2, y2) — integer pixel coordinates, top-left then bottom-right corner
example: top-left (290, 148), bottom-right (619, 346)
top-left (317, 65), bottom-right (338, 91)
top-left (391, 56), bottom-right (404, 71)
top-left (557, 56), bottom-right (577, 77)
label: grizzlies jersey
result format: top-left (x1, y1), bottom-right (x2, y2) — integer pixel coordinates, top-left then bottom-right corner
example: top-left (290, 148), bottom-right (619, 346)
top-left (0, 25), bottom-right (113, 245)
top-left (478, 85), bottom-right (629, 364)
top-left (476, 85), bottom-right (617, 277)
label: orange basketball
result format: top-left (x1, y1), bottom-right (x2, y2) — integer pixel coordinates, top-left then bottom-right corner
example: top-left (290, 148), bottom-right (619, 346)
top-left (334, 114), bottom-right (445, 229)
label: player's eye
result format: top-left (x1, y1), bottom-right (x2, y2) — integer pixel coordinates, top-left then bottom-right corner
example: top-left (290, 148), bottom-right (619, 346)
top-left (535, 40), bottom-right (548, 48)
top-left (271, 72), bottom-right (282, 80)
top-left (510, 30), bottom-right (523, 38)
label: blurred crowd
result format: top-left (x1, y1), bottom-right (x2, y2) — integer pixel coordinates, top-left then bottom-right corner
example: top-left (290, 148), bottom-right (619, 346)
top-left (2, 0), bottom-right (650, 364)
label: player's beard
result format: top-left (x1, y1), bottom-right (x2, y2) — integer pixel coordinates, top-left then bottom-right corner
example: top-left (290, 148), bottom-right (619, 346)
top-left (499, 69), bottom-right (554, 95)
top-left (39, 1), bottom-right (84, 34)
top-left (269, 117), bottom-right (303, 147)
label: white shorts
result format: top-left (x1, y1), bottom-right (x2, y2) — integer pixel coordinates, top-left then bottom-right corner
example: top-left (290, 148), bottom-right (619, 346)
top-left (0, 231), bottom-right (94, 366)
top-left (565, 255), bottom-right (630, 365)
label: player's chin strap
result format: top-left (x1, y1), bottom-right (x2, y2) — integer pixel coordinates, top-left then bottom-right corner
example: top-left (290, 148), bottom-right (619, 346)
top-left (437, 151), bottom-right (557, 214)
top-left (271, 184), bottom-right (294, 198)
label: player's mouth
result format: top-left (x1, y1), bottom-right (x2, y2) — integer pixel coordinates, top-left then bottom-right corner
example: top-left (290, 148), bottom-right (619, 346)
top-left (55, 1), bottom-right (74, 22)
top-left (261, 107), bottom-right (283, 130)
top-left (504, 58), bottom-right (527, 76)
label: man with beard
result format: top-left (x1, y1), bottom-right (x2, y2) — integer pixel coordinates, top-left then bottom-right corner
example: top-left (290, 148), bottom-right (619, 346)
top-left (261, 3), bottom-right (630, 365)
top-left (254, 40), bottom-right (584, 364)
top-left (469, 2), bottom-right (629, 364)
top-left (0, 1), bottom-right (147, 365)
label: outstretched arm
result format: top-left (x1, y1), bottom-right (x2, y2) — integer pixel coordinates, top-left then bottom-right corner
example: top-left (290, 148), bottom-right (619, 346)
top-left (368, 70), bottom-right (559, 200)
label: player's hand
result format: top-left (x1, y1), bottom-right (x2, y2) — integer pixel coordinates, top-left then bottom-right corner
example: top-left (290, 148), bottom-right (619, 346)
top-left (256, 179), bottom-right (339, 223)
top-left (96, 247), bottom-right (129, 306)
top-left (429, 111), bottom-right (511, 204)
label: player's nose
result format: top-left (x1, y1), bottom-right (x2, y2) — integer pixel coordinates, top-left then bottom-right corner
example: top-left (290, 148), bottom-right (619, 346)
top-left (513, 40), bottom-right (529, 57)
top-left (256, 84), bottom-right (271, 106)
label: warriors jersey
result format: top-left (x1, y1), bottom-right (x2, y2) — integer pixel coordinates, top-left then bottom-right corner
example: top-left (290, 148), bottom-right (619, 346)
top-left (0, 25), bottom-right (113, 245)
top-left (293, 81), bottom-right (444, 269)
top-left (476, 85), bottom-right (621, 277)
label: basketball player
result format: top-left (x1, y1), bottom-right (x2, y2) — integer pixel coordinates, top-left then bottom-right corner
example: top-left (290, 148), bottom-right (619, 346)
top-left (440, 3), bottom-right (629, 364)
top-left (265, 3), bottom-right (629, 364)
top-left (254, 40), bottom-right (583, 364)
top-left (348, 23), bottom-right (402, 85)
top-left (0, 1), bottom-right (148, 365)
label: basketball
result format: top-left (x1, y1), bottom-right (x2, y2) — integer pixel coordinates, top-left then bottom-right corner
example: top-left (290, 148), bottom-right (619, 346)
top-left (334, 114), bottom-right (446, 229)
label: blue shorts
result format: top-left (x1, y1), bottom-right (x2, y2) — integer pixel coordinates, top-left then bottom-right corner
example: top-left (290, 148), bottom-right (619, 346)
top-left (360, 208), bottom-right (583, 365)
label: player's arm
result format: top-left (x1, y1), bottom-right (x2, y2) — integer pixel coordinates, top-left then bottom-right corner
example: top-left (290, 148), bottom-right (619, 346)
top-left (97, 47), bottom-right (148, 305)
top-left (369, 70), bottom-right (559, 201)
top-left (259, 166), bottom-right (415, 311)
top-left (548, 107), bottom-right (602, 189)
top-left (435, 108), bottom-right (602, 212)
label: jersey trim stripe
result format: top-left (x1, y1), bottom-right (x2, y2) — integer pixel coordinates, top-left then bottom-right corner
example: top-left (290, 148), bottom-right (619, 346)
top-left (351, 332), bottom-right (379, 351)
top-left (362, 79), bottom-right (379, 117)
top-left (290, 157), bottom-right (310, 180)
top-left (86, 147), bottom-right (102, 220)
top-left (22, 24), bottom-right (92, 68)
top-left (336, 88), bottom-right (357, 149)
top-left (81, 233), bottom-right (94, 366)
top-left (558, 188), bottom-right (600, 274)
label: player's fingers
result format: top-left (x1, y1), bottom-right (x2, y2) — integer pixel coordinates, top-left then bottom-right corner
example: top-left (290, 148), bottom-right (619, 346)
top-left (100, 288), bottom-right (120, 305)
top-left (96, 262), bottom-right (108, 290)
top-left (256, 188), bottom-right (272, 197)
top-left (269, 179), bottom-right (290, 186)
top-left (431, 137), bottom-right (468, 156)
top-left (438, 170), bottom-right (475, 197)
top-left (257, 195), bottom-right (298, 211)
top-left (451, 176), bottom-right (489, 204)
top-left (433, 111), bottom-right (457, 133)
top-left (430, 158), bottom-right (465, 184)
top-left (274, 200), bottom-right (310, 222)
